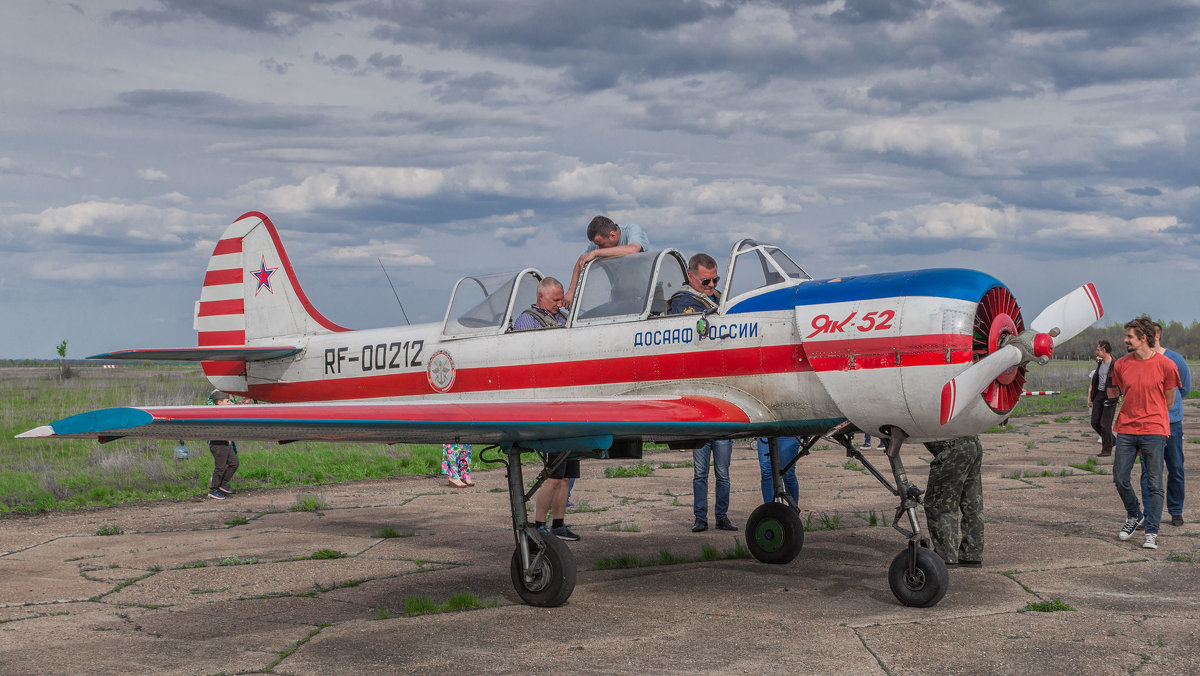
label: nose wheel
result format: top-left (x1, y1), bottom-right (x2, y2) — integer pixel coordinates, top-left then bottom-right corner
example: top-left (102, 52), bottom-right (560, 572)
top-left (888, 544), bottom-right (948, 607)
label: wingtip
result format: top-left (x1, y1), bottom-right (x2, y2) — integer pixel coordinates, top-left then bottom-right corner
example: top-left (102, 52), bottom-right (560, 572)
top-left (16, 425), bottom-right (56, 439)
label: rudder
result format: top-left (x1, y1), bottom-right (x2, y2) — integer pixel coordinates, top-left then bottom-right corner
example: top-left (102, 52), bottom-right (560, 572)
top-left (195, 212), bottom-right (348, 393)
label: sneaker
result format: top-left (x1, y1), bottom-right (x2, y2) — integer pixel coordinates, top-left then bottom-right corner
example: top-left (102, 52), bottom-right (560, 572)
top-left (1118, 515), bottom-right (1144, 540)
top-left (1171, 514), bottom-right (1184, 527)
top-left (1143, 533), bottom-right (1158, 550)
top-left (217, 484), bottom-right (234, 495)
top-left (207, 490), bottom-right (225, 500)
top-left (552, 525), bottom-right (580, 541)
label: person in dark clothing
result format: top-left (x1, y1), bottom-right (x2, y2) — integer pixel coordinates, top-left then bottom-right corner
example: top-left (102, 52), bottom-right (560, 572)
top-left (1088, 339), bottom-right (1119, 457)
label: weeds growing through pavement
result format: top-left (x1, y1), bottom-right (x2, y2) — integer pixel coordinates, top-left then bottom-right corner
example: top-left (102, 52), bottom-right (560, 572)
top-left (1023, 597), bottom-right (1074, 612)
top-left (1069, 457), bottom-right (1108, 475)
top-left (1167, 545), bottom-right (1199, 563)
top-left (604, 462), bottom-right (655, 478)
top-left (593, 540), bottom-right (749, 570)
top-left (216, 555), bottom-right (257, 566)
top-left (290, 494), bottom-right (327, 512)
top-left (398, 590), bottom-right (497, 616)
top-left (374, 527), bottom-right (415, 538)
top-left (310, 549), bottom-right (346, 560)
top-left (95, 525), bottom-right (122, 536)
top-left (803, 511), bottom-right (842, 531)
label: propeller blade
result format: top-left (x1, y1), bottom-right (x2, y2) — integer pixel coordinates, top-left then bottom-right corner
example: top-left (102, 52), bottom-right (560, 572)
top-left (940, 344), bottom-right (1023, 425)
top-left (1029, 283), bottom-right (1103, 346)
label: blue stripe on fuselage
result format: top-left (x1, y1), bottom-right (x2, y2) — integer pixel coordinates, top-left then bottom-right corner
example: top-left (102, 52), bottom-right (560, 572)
top-left (726, 268), bottom-right (1005, 314)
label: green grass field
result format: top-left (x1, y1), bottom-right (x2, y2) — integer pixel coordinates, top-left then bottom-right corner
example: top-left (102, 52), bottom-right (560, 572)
top-left (0, 365), bottom-right (449, 513)
top-left (2, 359), bottom-right (1194, 513)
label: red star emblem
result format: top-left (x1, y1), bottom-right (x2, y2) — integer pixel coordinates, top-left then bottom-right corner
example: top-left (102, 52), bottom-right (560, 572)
top-left (250, 255), bottom-right (278, 295)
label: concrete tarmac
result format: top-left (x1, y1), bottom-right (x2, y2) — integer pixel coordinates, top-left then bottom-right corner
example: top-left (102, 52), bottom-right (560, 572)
top-left (2, 407), bottom-right (1198, 675)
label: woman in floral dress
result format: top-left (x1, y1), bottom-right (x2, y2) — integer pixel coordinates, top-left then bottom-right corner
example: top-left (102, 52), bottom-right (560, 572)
top-left (441, 443), bottom-right (474, 487)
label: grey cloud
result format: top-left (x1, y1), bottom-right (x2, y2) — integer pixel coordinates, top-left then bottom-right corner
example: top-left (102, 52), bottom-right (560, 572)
top-left (109, 0), bottom-right (351, 36)
top-left (829, 0), bottom-right (933, 25)
top-left (314, 52), bottom-right (360, 71)
top-left (429, 72), bottom-right (516, 105)
top-left (1126, 186), bottom-right (1163, 197)
top-left (260, 57), bottom-right (294, 75)
top-left (88, 89), bottom-right (328, 131)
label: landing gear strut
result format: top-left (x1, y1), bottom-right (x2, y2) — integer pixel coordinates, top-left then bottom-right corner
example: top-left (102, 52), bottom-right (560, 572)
top-left (491, 445), bottom-right (576, 607)
top-left (841, 427), bottom-right (948, 607)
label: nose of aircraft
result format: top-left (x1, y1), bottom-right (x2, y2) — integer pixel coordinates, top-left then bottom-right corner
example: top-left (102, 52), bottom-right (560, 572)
top-left (940, 283), bottom-right (1102, 426)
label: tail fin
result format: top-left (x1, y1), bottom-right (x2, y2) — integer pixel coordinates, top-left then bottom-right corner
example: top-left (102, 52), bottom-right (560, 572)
top-left (196, 212), bottom-right (348, 393)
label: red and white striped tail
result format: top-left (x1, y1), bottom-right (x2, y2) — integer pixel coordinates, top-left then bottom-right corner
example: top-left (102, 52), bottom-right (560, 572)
top-left (195, 212), bottom-right (348, 393)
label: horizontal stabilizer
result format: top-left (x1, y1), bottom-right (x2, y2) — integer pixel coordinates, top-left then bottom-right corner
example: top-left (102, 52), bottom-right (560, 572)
top-left (88, 346), bottom-right (301, 362)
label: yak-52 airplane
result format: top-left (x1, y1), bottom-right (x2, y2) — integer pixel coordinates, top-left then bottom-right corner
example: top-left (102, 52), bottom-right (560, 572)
top-left (20, 211), bottom-right (1103, 608)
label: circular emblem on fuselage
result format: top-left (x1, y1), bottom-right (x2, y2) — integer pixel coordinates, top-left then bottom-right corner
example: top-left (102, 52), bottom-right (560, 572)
top-left (426, 349), bottom-right (456, 392)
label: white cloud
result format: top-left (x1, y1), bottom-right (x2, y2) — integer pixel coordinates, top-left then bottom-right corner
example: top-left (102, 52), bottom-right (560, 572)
top-left (326, 240), bottom-right (434, 266)
top-left (138, 168), bottom-right (168, 182)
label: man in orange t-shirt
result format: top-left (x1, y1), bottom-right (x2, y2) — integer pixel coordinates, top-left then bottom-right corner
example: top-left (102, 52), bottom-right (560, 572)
top-left (1109, 317), bottom-right (1182, 550)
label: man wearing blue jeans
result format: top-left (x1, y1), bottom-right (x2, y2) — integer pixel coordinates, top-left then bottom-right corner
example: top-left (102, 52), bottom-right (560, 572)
top-left (693, 440), bottom-right (736, 532)
top-left (757, 437), bottom-right (800, 503)
top-left (1139, 322), bottom-right (1191, 527)
top-left (1110, 317), bottom-right (1182, 550)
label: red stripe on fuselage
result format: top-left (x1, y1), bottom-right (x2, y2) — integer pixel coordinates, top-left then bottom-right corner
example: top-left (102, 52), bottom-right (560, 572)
top-left (803, 333), bottom-right (973, 372)
top-left (249, 344), bottom-right (809, 402)
top-left (241, 333), bottom-right (973, 403)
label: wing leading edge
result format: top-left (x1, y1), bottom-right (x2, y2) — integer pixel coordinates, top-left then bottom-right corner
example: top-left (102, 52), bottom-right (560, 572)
top-left (18, 396), bottom-right (759, 448)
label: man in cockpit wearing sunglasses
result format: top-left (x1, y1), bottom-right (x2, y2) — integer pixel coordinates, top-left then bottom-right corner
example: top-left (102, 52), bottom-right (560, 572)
top-left (668, 252), bottom-right (721, 315)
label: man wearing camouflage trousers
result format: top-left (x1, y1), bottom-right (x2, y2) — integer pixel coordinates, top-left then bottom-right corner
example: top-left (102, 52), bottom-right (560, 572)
top-left (923, 436), bottom-right (984, 567)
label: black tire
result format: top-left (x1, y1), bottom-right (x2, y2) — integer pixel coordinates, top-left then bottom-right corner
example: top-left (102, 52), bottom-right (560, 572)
top-left (888, 546), bottom-right (949, 607)
top-left (746, 501), bottom-right (805, 564)
top-left (510, 533), bottom-right (576, 607)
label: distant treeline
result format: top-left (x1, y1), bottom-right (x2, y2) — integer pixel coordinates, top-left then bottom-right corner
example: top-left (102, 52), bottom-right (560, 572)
top-left (1056, 319), bottom-right (1200, 360)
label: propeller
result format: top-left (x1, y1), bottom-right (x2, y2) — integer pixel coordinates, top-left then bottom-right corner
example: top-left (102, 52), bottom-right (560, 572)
top-left (940, 283), bottom-right (1103, 425)
top-left (1029, 283), bottom-right (1103, 347)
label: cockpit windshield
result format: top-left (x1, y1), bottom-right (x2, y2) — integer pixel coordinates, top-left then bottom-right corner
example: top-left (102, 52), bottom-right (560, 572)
top-left (573, 251), bottom-right (688, 325)
top-left (442, 269), bottom-right (540, 338)
top-left (724, 239), bottom-right (810, 305)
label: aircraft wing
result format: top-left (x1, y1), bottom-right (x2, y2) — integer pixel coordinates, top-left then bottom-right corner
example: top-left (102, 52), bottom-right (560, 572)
top-left (17, 396), bottom-right (753, 449)
top-left (88, 346), bottom-right (301, 361)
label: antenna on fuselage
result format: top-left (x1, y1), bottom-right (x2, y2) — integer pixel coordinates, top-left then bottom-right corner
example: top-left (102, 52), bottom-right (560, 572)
top-left (378, 258), bottom-right (411, 325)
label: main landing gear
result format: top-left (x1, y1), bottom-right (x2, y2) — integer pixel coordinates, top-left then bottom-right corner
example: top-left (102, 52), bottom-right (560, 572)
top-left (748, 425), bottom-right (948, 608)
top-left (485, 445), bottom-right (577, 607)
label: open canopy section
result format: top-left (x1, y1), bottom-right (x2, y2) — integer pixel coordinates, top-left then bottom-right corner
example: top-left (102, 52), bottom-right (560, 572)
top-left (442, 268), bottom-right (543, 338)
top-left (573, 250), bottom-right (688, 326)
top-left (723, 239), bottom-right (810, 309)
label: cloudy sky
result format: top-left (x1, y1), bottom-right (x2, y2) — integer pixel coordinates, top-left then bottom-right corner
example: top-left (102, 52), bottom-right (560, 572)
top-left (2, 0), bottom-right (1198, 358)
